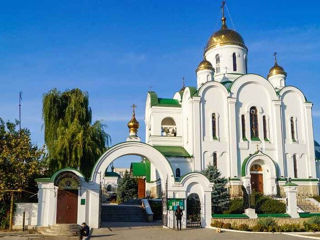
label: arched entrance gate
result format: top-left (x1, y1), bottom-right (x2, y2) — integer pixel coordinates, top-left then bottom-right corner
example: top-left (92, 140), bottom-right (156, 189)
top-left (36, 141), bottom-right (213, 229)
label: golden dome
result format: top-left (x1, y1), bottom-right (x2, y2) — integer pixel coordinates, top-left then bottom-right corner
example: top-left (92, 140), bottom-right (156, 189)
top-left (205, 17), bottom-right (246, 52)
top-left (196, 59), bottom-right (214, 72)
top-left (127, 105), bottom-right (139, 136)
top-left (268, 53), bottom-right (287, 78)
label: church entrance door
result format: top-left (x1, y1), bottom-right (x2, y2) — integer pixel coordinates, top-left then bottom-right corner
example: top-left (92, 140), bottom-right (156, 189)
top-left (56, 189), bottom-right (78, 223)
top-left (250, 173), bottom-right (263, 193)
top-left (250, 164), bottom-right (263, 193)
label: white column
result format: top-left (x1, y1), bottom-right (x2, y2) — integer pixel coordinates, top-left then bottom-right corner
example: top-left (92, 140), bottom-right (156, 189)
top-left (304, 103), bottom-right (317, 178)
top-left (203, 191), bottom-right (212, 228)
top-left (87, 183), bottom-right (100, 228)
top-left (36, 182), bottom-right (56, 226)
top-left (227, 97), bottom-right (238, 178)
top-left (192, 97), bottom-right (202, 171)
top-left (273, 100), bottom-right (285, 176)
top-left (284, 183), bottom-right (299, 218)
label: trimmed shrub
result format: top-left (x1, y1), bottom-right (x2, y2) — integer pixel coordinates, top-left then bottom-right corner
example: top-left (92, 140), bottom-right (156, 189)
top-left (257, 199), bottom-right (286, 214)
top-left (252, 224), bottom-right (263, 232)
top-left (238, 224), bottom-right (249, 231)
top-left (223, 198), bottom-right (244, 214)
top-left (211, 220), bottom-right (224, 228)
top-left (249, 192), bottom-right (286, 214)
top-left (149, 200), bottom-right (162, 220)
top-left (304, 216), bottom-right (320, 231)
top-left (222, 223), bottom-right (232, 229)
top-left (257, 218), bottom-right (278, 232)
top-left (280, 224), bottom-right (302, 232)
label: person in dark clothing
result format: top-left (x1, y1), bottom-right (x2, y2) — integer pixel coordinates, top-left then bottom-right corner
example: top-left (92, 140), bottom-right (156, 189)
top-left (175, 206), bottom-right (183, 230)
top-left (80, 222), bottom-right (90, 240)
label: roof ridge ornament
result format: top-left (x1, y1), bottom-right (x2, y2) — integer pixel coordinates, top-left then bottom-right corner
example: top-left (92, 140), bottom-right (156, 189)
top-left (274, 52), bottom-right (278, 66)
top-left (221, 1), bottom-right (227, 29)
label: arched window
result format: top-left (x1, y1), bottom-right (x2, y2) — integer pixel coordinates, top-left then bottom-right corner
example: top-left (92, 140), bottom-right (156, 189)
top-left (250, 107), bottom-right (259, 139)
top-left (106, 184), bottom-right (112, 192)
top-left (232, 52), bottom-right (237, 71)
top-left (215, 54), bottom-right (220, 73)
top-left (176, 168), bottom-right (181, 178)
top-left (241, 114), bottom-right (246, 140)
top-left (244, 54), bottom-right (248, 73)
top-left (213, 152), bottom-right (217, 168)
top-left (290, 117), bottom-right (296, 141)
top-left (263, 115), bottom-right (267, 140)
top-left (293, 154), bottom-right (298, 178)
top-left (161, 117), bottom-right (177, 137)
top-left (212, 113), bottom-right (217, 139)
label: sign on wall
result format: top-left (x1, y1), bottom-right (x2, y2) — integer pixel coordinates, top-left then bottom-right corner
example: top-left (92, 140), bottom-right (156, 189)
top-left (167, 198), bottom-right (185, 210)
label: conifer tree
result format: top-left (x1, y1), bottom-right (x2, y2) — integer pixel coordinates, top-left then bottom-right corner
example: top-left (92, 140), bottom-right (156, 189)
top-left (42, 88), bottom-right (110, 179)
top-left (116, 171), bottom-right (138, 203)
top-left (202, 164), bottom-right (230, 213)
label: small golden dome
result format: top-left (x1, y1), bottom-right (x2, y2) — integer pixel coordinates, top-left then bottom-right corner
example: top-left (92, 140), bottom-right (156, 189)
top-left (196, 59), bottom-right (214, 72)
top-left (268, 53), bottom-right (287, 78)
top-left (128, 105), bottom-right (139, 137)
top-left (205, 18), bottom-right (246, 52)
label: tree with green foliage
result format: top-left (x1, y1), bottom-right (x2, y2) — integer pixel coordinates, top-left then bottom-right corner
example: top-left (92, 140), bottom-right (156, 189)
top-left (117, 171), bottom-right (138, 203)
top-left (202, 164), bottom-right (230, 213)
top-left (0, 118), bottom-right (45, 228)
top-left (42, 88), bottom-right (111, 179)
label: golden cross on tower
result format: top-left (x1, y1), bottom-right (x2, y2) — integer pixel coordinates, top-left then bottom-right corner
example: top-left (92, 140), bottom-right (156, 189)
top-left (221, 1), bottom-right (226, 18)
top-left (182, 77), bottom-right (185, 88)
top-left (131, 104), bottom-right (136, 114)
top-left (274, 52), bottom-right (278, 64)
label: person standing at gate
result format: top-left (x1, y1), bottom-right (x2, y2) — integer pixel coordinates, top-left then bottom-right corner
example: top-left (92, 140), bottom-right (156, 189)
top-left (175, 206), bottom-right (183, 230)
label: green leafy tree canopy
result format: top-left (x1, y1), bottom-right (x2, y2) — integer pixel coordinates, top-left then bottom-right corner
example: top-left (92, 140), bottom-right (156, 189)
top-left (42, 88), bottom-right (111, 179)
top-left (0, 118), bottom-right (45, 228)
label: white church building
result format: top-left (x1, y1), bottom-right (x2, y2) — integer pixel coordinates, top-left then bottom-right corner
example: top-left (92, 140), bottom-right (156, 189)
top-left (145, 11), bottom-right (319, 198)
top-left (29, 5), bottom-right (320, 230)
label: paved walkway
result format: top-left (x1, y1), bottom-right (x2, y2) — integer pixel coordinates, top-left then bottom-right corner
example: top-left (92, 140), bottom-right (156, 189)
top-left (1, 227), bottom-right (319, 240)
top-left (91, 226), bottom-right (317, 240)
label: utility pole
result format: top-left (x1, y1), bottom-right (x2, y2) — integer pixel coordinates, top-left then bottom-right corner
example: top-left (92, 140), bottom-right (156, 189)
top-left (19, 91), bottom-right (22, 131)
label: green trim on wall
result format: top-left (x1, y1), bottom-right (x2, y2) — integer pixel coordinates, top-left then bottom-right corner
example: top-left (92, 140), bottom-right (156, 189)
top-left (35, 178), bottom-right (52, 183)
top-left (50, 167), bottom-right (84, 182)
top-left (291, 178), bottom-right (319, 182)
top-left (212, 214), bottom-right (249, 219)
top-left (257, 213), bottom-right (290, 218)
top-left (153, 146), bottom-right (191, 158)
top-left (299, 213), bottom-right (320, 218)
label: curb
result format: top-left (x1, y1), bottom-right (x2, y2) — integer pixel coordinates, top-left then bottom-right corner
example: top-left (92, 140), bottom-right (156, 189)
top-left (209, 226), bottom-right (320, 236)
top-left (283, 233), bottom-right (320, 240)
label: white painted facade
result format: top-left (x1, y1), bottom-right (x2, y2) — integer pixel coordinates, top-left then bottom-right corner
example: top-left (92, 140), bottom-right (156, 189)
top-left (13, 203), bottom-right (38, 229)
top-left (145, 17), bottom-right (319, 197)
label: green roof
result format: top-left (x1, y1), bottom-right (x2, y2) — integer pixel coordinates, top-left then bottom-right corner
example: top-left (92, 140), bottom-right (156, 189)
top-left (153, 146), bottom-right (191, 158)
top-left (131, 161), bottom-right (151, 182)
top-left (149, 91), bottom-right (181, 107)
top-left (221, 81), bottom-right (233, 92)
top-left (284, 182), bottom-right (298, 187)
top-left (105, 171), bottom-right (120, 177)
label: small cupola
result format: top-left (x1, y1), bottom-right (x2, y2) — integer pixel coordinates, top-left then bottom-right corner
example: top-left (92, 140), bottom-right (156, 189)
top-left (196, 58), bottom-right (214, 89)
top-left (127, 104), bottom-right (140, 141)
top-left (268, 52), bottom-right (287, 90)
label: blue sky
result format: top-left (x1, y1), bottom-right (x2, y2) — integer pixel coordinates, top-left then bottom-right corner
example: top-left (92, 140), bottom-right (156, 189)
top-left (0, 0), bottom-right (320, 167)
